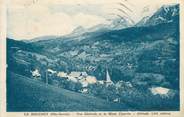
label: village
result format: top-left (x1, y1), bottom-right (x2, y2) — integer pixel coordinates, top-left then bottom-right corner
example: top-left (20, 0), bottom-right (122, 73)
top-left (31, 68), bottom-right (173, 103)
top-left (31, 69), bottom-right (138, 103)
top-left (31, 68), bottom-right (116, 91)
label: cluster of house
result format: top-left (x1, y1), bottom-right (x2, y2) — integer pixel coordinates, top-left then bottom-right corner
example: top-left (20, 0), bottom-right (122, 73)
top-left (31, 68), bottom-right (173, 99)
top-left (57, 71), bottom-right (97, 93)
top-left (31, 68), bottom-right (113, 93)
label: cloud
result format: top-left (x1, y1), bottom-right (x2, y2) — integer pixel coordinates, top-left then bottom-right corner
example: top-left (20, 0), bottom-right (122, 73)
top-left (7, 4), bottom-right (73, 39)
top-left (73, 13), bottom-right (109, 28)
top-left (7, 3), bottom-right (109, 39)
top-left (7, 0), bottom-right (179, 40)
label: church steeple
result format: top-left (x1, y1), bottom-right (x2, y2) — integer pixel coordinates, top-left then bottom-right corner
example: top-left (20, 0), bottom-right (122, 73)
top-left (106, 68), bottom-right (113, 86)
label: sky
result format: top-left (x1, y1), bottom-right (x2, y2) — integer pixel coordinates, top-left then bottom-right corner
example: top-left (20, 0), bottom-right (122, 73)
top-left (7, 0), bottom-right (179, 40)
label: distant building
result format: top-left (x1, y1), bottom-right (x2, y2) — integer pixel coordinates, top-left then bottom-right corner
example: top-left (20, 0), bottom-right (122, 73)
top-left (80, 79), bottom-right (89, 87)
top-left (69, 71), bottom-right (88, 78)
top-left (69, 72), bottom-right (82, 78)
top-left (57, 71), bottom-right (97, 87)
top-left (98, 80), bottom-right (105, 85)
top-left (79, 76), bottom-right (96, 87)
top-left (115, 81), bottom-right (124, 88)
top-left (31, 69), bottom-right (41, 79)
top-left (81, 72), bottom-right (88, 77)
top-left (57, 72), bottom-right (68, 78)
top-left (85, 76), bottom-right (97, 84)
top-left (47, 69), bottom-right (57, 74)
top-left (68, 76), bottom-right (78, 83)
top-left (115, 81), bottom-right (133, 88)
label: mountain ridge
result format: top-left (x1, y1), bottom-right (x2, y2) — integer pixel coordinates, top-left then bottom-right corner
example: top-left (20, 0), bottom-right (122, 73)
top-left (137, 4), bottom-right (179, 27)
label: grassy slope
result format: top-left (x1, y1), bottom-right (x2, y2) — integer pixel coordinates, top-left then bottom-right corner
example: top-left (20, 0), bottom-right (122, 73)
top-left (7, 72), bottom-right (130, 112)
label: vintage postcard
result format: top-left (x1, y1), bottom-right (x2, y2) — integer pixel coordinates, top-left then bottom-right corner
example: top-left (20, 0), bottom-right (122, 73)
top-left (0, 0), bottom-right (184, 117)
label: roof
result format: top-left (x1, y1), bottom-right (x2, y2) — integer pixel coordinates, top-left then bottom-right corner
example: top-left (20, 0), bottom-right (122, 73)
top-left (47, 69), bottom-right (57, 74)
top-left (69, 71), bottom-right (88, 78)
top-left (57, 72), bottom-right (68, 78)
top-left (68, 76), bottom-right (78, 82)
top-left (81, 81), bottom-right (88, 87)
top-left (81, 72), bottom-right (88, 76)
top-left (86, 76), bottom-right (97, 84)
top-left (69, 72), bottom-right (82, 78)
top-left (32, 69), bottom-right (41, 77)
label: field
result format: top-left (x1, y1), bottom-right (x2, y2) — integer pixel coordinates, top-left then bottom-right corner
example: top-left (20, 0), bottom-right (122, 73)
top-left (7, 72), bottom-right (131, 111)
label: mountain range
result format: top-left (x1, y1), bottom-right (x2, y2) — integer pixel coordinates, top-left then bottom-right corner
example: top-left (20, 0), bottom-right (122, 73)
top-left (7, 4), bottom-right (179, 88)
top-left (7, 4), bottom-right (180, 111)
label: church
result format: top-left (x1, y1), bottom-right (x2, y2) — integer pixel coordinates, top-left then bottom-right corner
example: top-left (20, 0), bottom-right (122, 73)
top-left (105, 69), bottom-right (114, 86)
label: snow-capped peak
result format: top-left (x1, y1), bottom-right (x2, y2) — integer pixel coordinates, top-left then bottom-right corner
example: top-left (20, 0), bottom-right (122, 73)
top-left (137, 4), bottom-right (179, 27)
